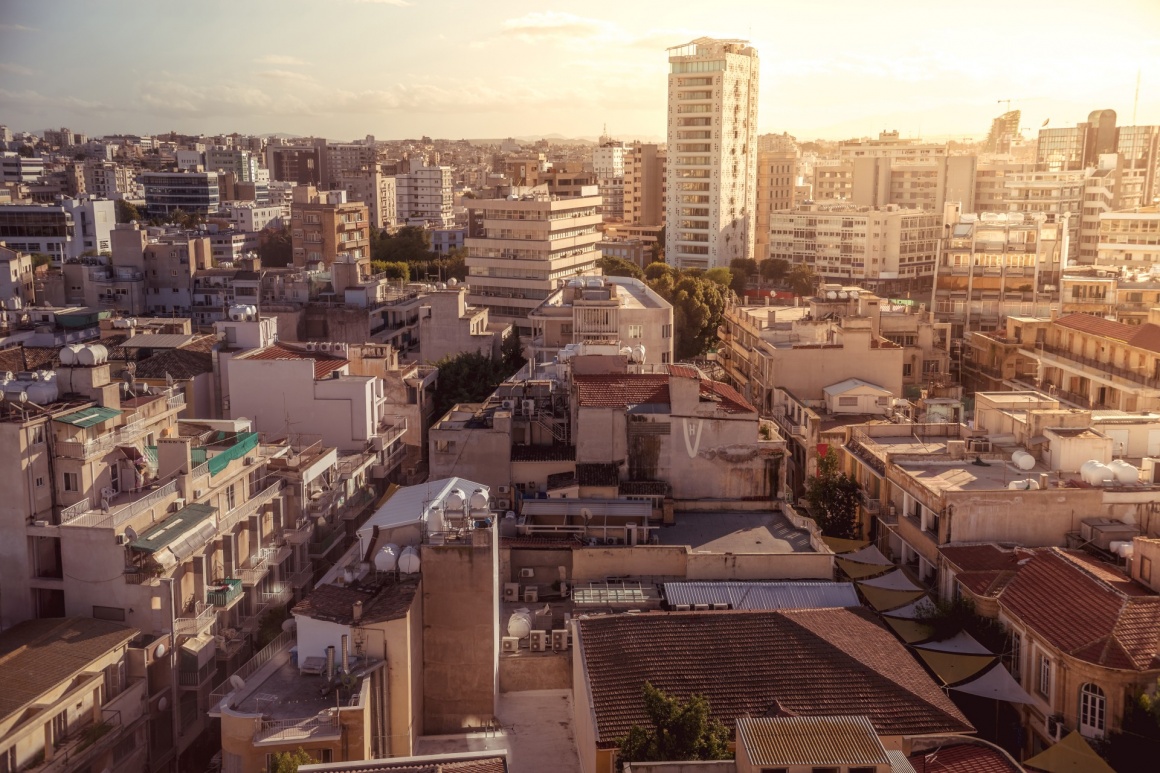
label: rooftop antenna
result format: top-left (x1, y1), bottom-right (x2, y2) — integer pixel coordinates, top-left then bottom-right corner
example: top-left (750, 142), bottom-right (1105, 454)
top-left (1133, 69), bottom-right (1141, 126)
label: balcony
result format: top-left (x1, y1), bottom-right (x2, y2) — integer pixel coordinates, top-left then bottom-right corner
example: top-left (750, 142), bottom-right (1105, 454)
top-left (174, 601), bottom-right (215, 636)
top-left (239, 546), bottom-right (291, 586)
top-left (61, 479), bottom-right (179, 528)
top-left (290, 565), bottom-right (315, 590)
top-left (29, 680), bottom-right (146, 773)
top-left (208, 630), bottom-right (294, 712)
top-left (207, 578), bottom-right (244, 608)
top-left (253, 714), bottom-right (341, 745)
top-left (860, 490), bottom-right (882, 514)
top-left (218, 480), bottom-right (284, 534)
top-left (55, 415), bottom-right (148, 460)
top-left (240, 586), bottom-right (293, 632)
top-left (283, 516), bottom-right (314, 545)
top-left (1028, 342), bottom-right (1155, 388)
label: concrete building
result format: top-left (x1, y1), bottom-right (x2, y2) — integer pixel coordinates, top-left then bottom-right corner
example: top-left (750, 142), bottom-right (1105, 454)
top-left (931, 210), bottom-right (1066, 337)
top-left (623, 142), bottom-right (666, 227)
top-left (83, 160), bottom-right (139, 200)
top-left (665, 38), bottom-right (760, 269)
top-left (417, 285), bottom-right (507, 364)
top-left (142, 170), bottom-right (221, 218)
top-left (535, 164), bottom-right (598, 199)
top-left (336, 168), bottom-right (397, 230)
top-left (527, 275), bottom-right (674, 365)
top-left (219, 202), bottom-right (283, 233)
top-left (0, 151), bottom-right (45, 185)
top-left (267, 140), bottom-right (328, 186)
top-left (984, 109), bottom-right (1022, 154)
top-left (973, 159), bottom-right (1031, 214)
top-left (464, 188), bottom-right (603, 335)
top-left (204, 146), bottom-right (259, 183)
top-left (1003, 169), bottom-right (1086, 262)
top-left (0, 618), bottom-right (148, 773)
top-left (596, 239), bottom-right (650, 270)
top-left (754, 145), bottom-right (799, 260)
top-left (1096, 206), bottom-right (1160, 270)
top-left (325, 140), bottom-right (379, 185)
top-left (766, 204), bottom-right (942, 294)
top-left (0, 243), bottom-right (35, 313)
top-left (290, 186), bottom-right (370, 269)
top-left (0, 197), bottom-right (115, 260)
top-left (395, 156), bottom-right (454, 227)
top-left (430, 227), bottom-right (464, 255)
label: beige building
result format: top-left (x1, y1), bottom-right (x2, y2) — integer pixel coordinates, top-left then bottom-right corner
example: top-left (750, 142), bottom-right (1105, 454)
top-left (395, 156), bottom-right (454, 227)
top-left (1004, 169), bottom-right (1084, 262)
top-left (974, 160), bottom-right (1031, 214)
top-left (527, 275), bottom-right (674, 365)
top-left (417, 285), bottom-right (508, 365)
top-left (665, 38), bottom-right (760, 269)
top-left (765, 204), bottom-right (941, 293)
top-left (1096, 205), bottom-right (1160, 270)
top-left (754, 147), bottom-right (798, 260)
top-left (1056, 266), bottom-right (1160, 326)
top-left (623, 142), bottom-right (666, 227)
top-left (290, 186), bottom-right (370, 269)
top-left (337, 167), bottom-right (397, 231)
top-left (464, 187), bottom-right (602, 335)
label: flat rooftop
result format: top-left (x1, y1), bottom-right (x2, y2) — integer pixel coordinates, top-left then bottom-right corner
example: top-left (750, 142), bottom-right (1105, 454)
top-left (895, 458), bottom-right (1050, 495)
top-left (235, 657), bottom-right (367, 720)
top-left (658, 511), bottom-right (815, 554)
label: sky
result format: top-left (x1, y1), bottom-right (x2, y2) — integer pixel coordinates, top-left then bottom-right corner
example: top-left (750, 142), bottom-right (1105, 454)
top-left (2, 0), bottom-right (1160, 143)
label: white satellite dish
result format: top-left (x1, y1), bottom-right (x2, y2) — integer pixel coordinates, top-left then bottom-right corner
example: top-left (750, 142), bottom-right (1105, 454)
top-left (229, 674), bottom-right (246, 690)
top-left (157, 696), bottom-right (168, 711)
top-left (580, 507), bottom-right (593, 522)
top-left (124, 526), bottom-right (139, 542)
top-left (154, 642), bottom-right (166, 658)
top-left (281, 619), bottom-right (297, 633)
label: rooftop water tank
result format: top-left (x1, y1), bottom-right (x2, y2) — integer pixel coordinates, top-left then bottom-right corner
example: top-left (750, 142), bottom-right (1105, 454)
top-left (59, 344), bottom-right (84, 365)
top-left (374, 543), bottom-right (400, 572)
top-left (445, 488), bottom-right (467, 513)
top-left (398, 546), bottom-right (421, 574)
top-left (469, 488), bottom-right (491, 513)
top-left (507, 608), bottom-right (533, 639)
top-left (1012, 450), bottom-right (1036, 471)
top-left (1108, 459), bottom-right (1139, 485)
top-left (1080, 460), bottom-right (1115, 486)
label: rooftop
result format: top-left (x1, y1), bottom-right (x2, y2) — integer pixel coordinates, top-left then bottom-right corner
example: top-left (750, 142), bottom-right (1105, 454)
top-left (234, 658), bottom-right (353, 720)
top-left (237, 342), bottom-right (349, 379)
top-left (657, 511), bottom-right (817, 554)
top-left (575, 608), bottom-right (972, 747)
top-left (906, 740), bottom-right (1025, 773)
top-left (292, 577), bottom-right (420, 627)
top-left (299, 752), bottom-right (508, 773)
top-left (894, 456), bottom-right (1050, 495)
top-left (1053, 313), bottom-right (1160, 354)
top-left (572, 371), bottom-right (755, 414)
top-left (663, 581), bottom-right (859, 610)
top-left (736, 715), bottom-right (891, 768)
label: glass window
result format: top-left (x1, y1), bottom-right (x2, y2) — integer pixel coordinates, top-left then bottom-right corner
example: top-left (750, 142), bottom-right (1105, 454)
top-left (1079, 683), bottom-right (1106, 736)
top-left (1038, 654), bottom-right (1051, 698)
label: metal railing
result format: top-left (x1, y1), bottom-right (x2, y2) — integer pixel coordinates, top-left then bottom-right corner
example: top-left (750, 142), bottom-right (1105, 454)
top-left (55, 414), bottom-right (148, 460)
top-left (218, 480), bottom-right (283, 534)
top-left (290, 565), bottom-right (315, 589)
top-left (173, 601), bottom-right (215, 636)
top-left (253, 714), bottom-right (340, 744)
top-left (167, 392), bottom-right (186, 410)
top-left (207, 579), bottom-right (244, 607)
top-left (62, 480), bottom-right (178, 528)
top-left (208, 630), bottom-right (293, 707)
top-left (59, 498), bottom-right (91, 523)
top-left (1032, 342), bottom-right (1155, 387)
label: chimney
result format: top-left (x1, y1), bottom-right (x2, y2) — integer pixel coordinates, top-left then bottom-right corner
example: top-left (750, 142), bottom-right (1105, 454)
top-left (341, 634), bottom-right (350, 673)
top-left (352, 600), bottom-right (363, 624)
top-left (1039, 472), bottom-right (1050, 490)
top-left (326, 645), bottom-right (336, 681)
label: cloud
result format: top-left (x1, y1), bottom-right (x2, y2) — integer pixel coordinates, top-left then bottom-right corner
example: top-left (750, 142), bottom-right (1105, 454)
top-left (350, 0), bottom-right (412, 6)
top-left (255, 55), bottom-right (307, 66)
top-left (0, 24), bottom-right (36, 32)
top-left (0, 88), bottom-right (109, 113)
top-left (257, 69), bottom-right (317, 84)
top-left (0, 63), bottom-right (33, 76)
top-left (500, 12), bottom-right (624, 44)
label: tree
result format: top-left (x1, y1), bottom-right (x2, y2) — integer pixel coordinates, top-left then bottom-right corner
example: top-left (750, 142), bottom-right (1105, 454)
top-left (598, 255), bottom-right (644, 280)
top-left (759, 258), bottom-right (789, 286)
top-left (786, 264), bottom-right (817, 297)
top-left (115, 200), bottom-right (142, 224)
top-left (371, 261), bottom-right (410, 281)
top-left (431, 351), bottom-right (510, 421)
top-left (648, 270), bottom-right (729, 360)
top-left (373, 225), bottom-right (433, 264)
top-left (804, 448), bottom-right (861, 538)
top-left (16, 144), bottom-right (35, 158)
top-left (269, 748), bottom-right (313, 773)
top-left (650, 226), bottom-right (666, 264)
top-left (1102, 680), bottom-right (1160, 772)
top-left (258, 227), bottom-right (293, 267)
top-left (30, 253), bottom-right (53, 270)
top-left (501, 327), bottom-right (526, 374)
top-left (616, 682), bottom-right (730, 769)
top-left (643, 262), bottom-right (675, 282)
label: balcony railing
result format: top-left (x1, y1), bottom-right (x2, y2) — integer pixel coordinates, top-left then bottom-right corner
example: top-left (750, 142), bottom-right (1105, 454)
top-left (218, 480), bottom-right (283, 534)
top-left (174, 601), bottom-right (215, 636)
top-left (253, 713), bottom-right (340, 744)
top-left (290, 565), bottom-right (315, 589)
top-left (62, 480), bottom-right (178, 528)
top-left (207, 578), bottom-right (244, 608)
top-left (209, 630), bottom-right (293, 709)
top-left (166, 392), bottom-right (186, 411)
top-left (55, 415), bottom-right (148, 460)
top-left (1031, 342), bottom-right (1155, 387)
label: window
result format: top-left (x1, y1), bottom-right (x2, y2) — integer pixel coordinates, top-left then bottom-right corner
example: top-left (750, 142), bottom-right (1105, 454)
top-left (1009, 633), bottom-right (1022, 680)
top-left (28, 425), bottom-right (45, 445)
top-left (93, 605), bottom-right (126, 622)
top-left (434, 440), bottom-right (454, 453)
top-left (35, 476), bottom-right (45, 488)
top-left (903, 363), bottom-right (913, 377)
top-left (63, 472), bottom-right (79, 492)
top-left (628, 325), bottom-right (643, 339)
top-left (225, 484), bottom-right (236, 511)
top-left (1079, 683), bottom-right (1106, 736)
top-left (838, 396), bottom-right (858, 407)
top-left (1140, 556), bottom-right (1152, 583)
top-left (1038, 654), bottom-right (1052, 698)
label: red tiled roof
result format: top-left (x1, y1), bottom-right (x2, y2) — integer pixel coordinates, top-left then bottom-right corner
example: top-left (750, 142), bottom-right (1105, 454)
top-left (940, 544), bottom-right (1030, 573)
top-left (134, 347), bottom-right (214, 380)
top-left (241, 342), bottom-right (349, 380)
top-left (573, 373), bottom-right (669, 408)
top-left (666, 364), bottom-right (700, 379)
top-left (998, 548), bottom-right (1160, 671)
top-left (700, 378), bottom-right (756, 414)
top-left (0, 347), bottom-right (24, 373)
top-left (575, 608), bottom-right (972, 747)
top-left (907, 742), bottom-right (1023, 773)
top-left (314, 756), bottom-right (507, 773)
top-left (1054, 314), bottom-right (1160, 354)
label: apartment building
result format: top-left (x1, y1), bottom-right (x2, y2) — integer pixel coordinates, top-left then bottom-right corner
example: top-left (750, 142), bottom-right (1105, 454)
top-left (974, 160), bottom-right (1031, 214)
top-left (267, 140), bottom-right (327, 186)
top-left (219, 202), bottom-right (283, 233)
top-left (205, 147), bottom-right (259, 183)
top-left (527, 275), bottom-right (674, 365)
top-left (464, 187), bottom-right (602, 335)
top-left (0, 151), bottom-right (45, 185)
top-left (324, 140), bottom-right (379, 185)
top-left (395, 156), bottom-right (454, 227)
top-left (931, 210), bottom-right (1066, 337)
top-left (336, 168), bottom-right (397, 230)
top-left (765, 204), bottom-right (942, 294)
top-left (290, 187), bottom-right (370, 269)
top-left (754, 146), bottom-right (798, 260)
top-left (1096, 206), bottom-right (1160, 270)
top-left (1034, 109), bottom-right (1160, 200)
top-left (0, 197), bottom-right (115, 260)
top-left (623, 142), bottom-right (666, 227)
top-left (83, 160), bottom-right (139, 200)
top-left (984, 110), bottom-right (1022, 154)
top-left (416, 285), bottom-right (506, 364)
top-left (0, 243), bottom-right (35, 311)
top-left (142, 170), bottom-right (221, 218)
top-left (665, 37), bottom-right (760, 269)
top-left (535, 163), bottom-right (598, 199)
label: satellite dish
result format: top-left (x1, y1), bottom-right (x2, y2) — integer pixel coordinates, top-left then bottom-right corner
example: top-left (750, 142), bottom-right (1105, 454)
top-left (154, 642), bottom-right (166, 658)
top-left (281, 619), bottom-right (297, 633)
top-left (229, 674), bottom-right (246, 691)
top-left (580, 507), bottom-right (593, 522)
top-left (157, 696), bottom-right (168, 711)
top-left (124, 526), bottom-right (139, 542)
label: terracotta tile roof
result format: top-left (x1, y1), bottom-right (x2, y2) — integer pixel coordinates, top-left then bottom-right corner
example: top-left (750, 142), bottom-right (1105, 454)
top-left (22, 346), bottom-right (59, 370)
top-left (666, 363), bottom-right (700, 379)
top-left (907, 742), bottom-right (1023, 773)
top-left (301, 754), bottom-right (507, 772)
top-left (292, 578), bottom-right (419, 627)
top-left (574, 373), bottom-right (669, 408)
top-left (575, 608), bottom-right (972, 747)
top-left (241, 342), bottom-right (349, 380)
top-left (577, 462), bottom-right (620, 487)
top-left (0, 346), bottom-right (25, 373)
top-left (0, 617), bottom-right (138, 725)
top-left (134, 346), bottom-right (214, 380)
top-left (998, 548), bottom-right (1160, 671)
top-left (954, 571), bottom-right (1019, 598)
top-left (1054, 314), bottom-right (1160, 353)
top-left (940, 544), bottom-right (1030, 573)
top-left (699, 378), bottom-right (756, 414)
top-left (736, 715), bottom-right (890, 767)
top-left (509, 444), bottom-right (575, 462)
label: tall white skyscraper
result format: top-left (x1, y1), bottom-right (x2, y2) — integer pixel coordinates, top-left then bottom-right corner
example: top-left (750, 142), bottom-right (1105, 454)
top-left (665, 38), bottom-right (760, 269)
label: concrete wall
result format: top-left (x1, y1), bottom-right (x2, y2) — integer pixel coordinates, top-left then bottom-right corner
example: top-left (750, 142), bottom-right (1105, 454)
top-left (498, 650), bottom-right (572, 692)
top-left (629, 764), bottom-right (736, 773)
top-left (429, 422), bottom-right (512, 492)
top-left (569, 545), bottom-right (832, 582)
top-left (573, 636), bottom-right (600, 773)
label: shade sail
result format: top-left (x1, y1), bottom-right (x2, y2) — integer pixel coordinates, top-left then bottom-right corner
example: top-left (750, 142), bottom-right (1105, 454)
top-left (882, 596), bottom-right (937, 620)
top-left (843, 545), bottom-right (893, 565)
top-left (837, 557), bottom-right (894, 580)
top-left (914, 630), bottom-right (993, 656)
top-left (884, 616), bottom-right (934, 644)
top-left (858, 585), bottom-right (926, 613)
top-left (949, 662), bottom-right (1034, 704)
top-left (859, 568), bottom-right (925, 592)
top-left (915, 648), bottom-right (995, 686)
top-left (821, 536), bottom-right (869, 554)
top-left (1024, 731), bottom-right (1116, 773)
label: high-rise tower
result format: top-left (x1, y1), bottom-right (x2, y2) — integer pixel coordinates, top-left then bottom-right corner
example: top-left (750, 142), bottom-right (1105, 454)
top-left (665, 38), bottom-right (759, 269)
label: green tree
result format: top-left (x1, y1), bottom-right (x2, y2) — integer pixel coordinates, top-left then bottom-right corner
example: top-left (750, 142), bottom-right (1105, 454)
top-left (431, 351), bottom-right (510, 421)
top-left (269, 748), bottom-right (313, 773)
top-left (371, 261), bottom-right (410, 281)
top-left (258, 227), bottom-right (293, 267)
top-left (804, 448), bottom-right (861, 538)
top-left (648, 270), bottom-right (729, 360)
top-left (786, 264), bottom-right (817, 297)
top-left (16, 144), bottom-right (35, 158)
top-left (759, 258), bottom-right (789, 286)
top-left (644, 262), bottom-right (675, 282)
top-left (115, 200), bottom-right (142, 224)
top-left (702, 267), bottom-right (733, 289)
top-left (1102, 680), bottom-right (1160, 772)
top-left (650, 227), bottom-right (666, 264)
top-left (598, 255), bottom-right (644, 279)
top-left (616, 682), bottom-right (730, 769)
top-left (30, 253), bottom-right (53, 269)
top-left (501, 327), bottom-right (526, 375)
top-left (373, 225), bottom-right (433, 264)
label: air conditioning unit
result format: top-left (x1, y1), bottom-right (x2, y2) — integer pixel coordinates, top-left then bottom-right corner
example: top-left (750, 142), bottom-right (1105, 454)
top-left (711, 603), bottom-right (730, 610)
top-left (193, 489), bottom-right (204, 498)
top-left (497, 485), bottom-right (511, 495)
top-left (496, 498), bottom-right (511, 511)
top-left (693, 604), bottom-right (709, 611)
top-left (243, 456), bottom-right (254, 466)
top-left (371, 435), bottom-right (385, 451)
top-left (523, 586), bottom-right (539, 603)
top-left (33, 519), bottom-right (49, 528)
top-left (522, 399), bottom-right (536, 415)
top-left (675, 604), bottom-right (691, 611)
top-left (968, 438), bottom-right (992, 453)
top-left (501, 636), bottom-right (519, 654)
top-left (519, 568), bottom-right (534, 579)
top-left (551, 629), bottom-right (570, 651)
top-left (529, 630), bottom-right (548, 652)
top-left (503, 582), bottom-right (520, 602)
top-left (501, 400), bottom-right (514, 411)
top-left (115, 534), bottom-right (128, 545)
top-left (1045, 714), bottom-right (1064, 741)
top-left (171, 498), bottom-right (187, 512)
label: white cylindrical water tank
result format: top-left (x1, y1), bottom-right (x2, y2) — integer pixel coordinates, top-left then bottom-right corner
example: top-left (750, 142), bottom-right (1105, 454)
top-left (1008, 478), bottom-right (1040, 490)
top-left (398, 546), bottom-right (421, 574)
top-left (632, 344), bottom-right (646, 364)
top-left (1108, 460), bottom-right (1139, 484)
top-left (374, 543), bottom-right (400, 572)
top-left (26, 380), bottom-right (58, 405)
top-left (59, 344), bottom-right (83, 365)
top-left (1011, 450), bottom-right (1036, 471)
top-left (1080, 460), bottom-right (1115, 486)
top-left (469, 488), bottom-right (490, 514)
top-left (826, 291), bottom-right (837, 299)
top-left (507, 608), bottom-right (533, 639)
top-left (1112, 541), bottom-right (1135, 558)
top-left (445, 488), bottom-right (467, 513)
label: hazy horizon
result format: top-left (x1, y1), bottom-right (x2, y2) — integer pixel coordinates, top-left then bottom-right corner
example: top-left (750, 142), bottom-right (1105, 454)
top-left (2, 0), bottom-right (1159, 143)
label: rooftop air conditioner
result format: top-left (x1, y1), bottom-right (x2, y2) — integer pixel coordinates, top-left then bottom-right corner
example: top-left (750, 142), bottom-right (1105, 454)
top-left (523, 586), bottom-right (539, 603)
top-left (551, 629), bottom-right (570, 652)
top-left (519, 568), bottom-right (534, 579)
top-left (501, 636), bottom-right (519, 654)
top-left (503, 583), bottom-right (520, 602)
top-left (497, 498), bottom-right (511, 510)
top-left (529, 630), bottom-right (548, 652)
top-left (171, 498), bottom-right (187, 512)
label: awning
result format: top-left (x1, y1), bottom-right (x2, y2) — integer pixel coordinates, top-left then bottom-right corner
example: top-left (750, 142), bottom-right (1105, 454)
top-left (882, 596), bottom-right (937, 620)
top-left (859, 568), bottom-right (925, 592)
top-left (949, 662), bottom-right (1035, 704)
top-left (118, 444), bottom-right (145, 461)
top-left (843, 545), bottom-right (893, 565)
top-left (1024, 731), bottom-right (1116, 773)
top-left (181, 632), bottom-right (217, 666)
top-left (884, 617), bottom-right (934, 644)
top-left (915, 648), bottom-right (995, 686)
top-left (859, 585), bottom-right (926, 613)
top-left (838, 558), bottom-right (894, 580)
top-left (914, 630), bottom-right (993, 656)
top-left (54, 405), bottom-right (122, 427)
top-left (821, 536), bottom-right (869, 554)
top-left (130, 502), bottom-right (217, 553)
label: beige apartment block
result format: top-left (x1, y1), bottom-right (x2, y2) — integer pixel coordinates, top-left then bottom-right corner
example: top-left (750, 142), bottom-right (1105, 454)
top-left (290, 186), bottom-right (370, 269)
top-left (337, 168), bottom-right (397, 231)
top-left (754, 147), bottom-right (798, 260)
top-left (623, 142), bottom-right (666, 227)
top-left (665, 38), bottom-right (759, 269)
top-left (1056, 266), bottom-right (1160, 326)
top-left (395, 156), bottom-right (454, 227)
top-left (765, 204), bottom-right (941, 294)
top-left (1004, 169), bottom-right (1084, 262)
top-left (1096, 206), bottom-right (1160, 270)
top-left (974, 160), bottom-right (1032, 213)
top-left (417, 285), bottom-right (508, 365)
top-left (464, 187), bottom-right (602, 335)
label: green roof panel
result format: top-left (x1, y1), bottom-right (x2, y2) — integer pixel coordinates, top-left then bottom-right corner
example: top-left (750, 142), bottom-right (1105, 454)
top-left (54, 406), bottom-right (122, 428)
top-left (130, 502), bottom-right (217, 553)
